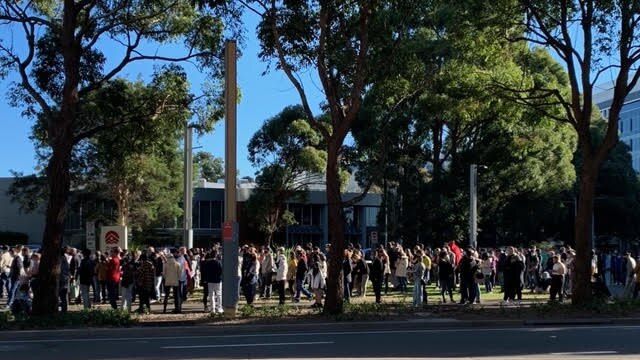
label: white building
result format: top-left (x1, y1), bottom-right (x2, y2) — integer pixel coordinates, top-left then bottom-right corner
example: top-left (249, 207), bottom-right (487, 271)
top-left (594, 82), bottom-right (640, 172)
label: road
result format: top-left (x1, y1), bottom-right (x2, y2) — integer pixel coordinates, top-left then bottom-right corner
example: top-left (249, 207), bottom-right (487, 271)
top-left (0, 321), bottom-right (637, 359)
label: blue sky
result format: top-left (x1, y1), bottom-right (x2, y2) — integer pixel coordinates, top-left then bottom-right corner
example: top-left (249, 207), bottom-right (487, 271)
top-left (0, 11), bottom-right (324, 178)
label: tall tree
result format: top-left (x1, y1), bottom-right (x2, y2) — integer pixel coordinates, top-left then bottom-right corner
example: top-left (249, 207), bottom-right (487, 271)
top-left (0, 0), bottom-right (238, 316)
top-left (241, 0), bottom-right (433, 314)
top-left (82, 67), bottom-right (191, 228)
top-left (245, 105), bottom-right (326, 245)
top-left (501, 0), bottom-right (640, 304)
top-left (194, 151), bottom-right (225, 182)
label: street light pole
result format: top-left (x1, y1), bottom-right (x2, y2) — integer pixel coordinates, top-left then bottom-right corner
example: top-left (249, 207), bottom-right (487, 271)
top-left (183, 123), bottom-right (193, 249)
top-left (469, 164), bottom-right (478, 250)
top-left (222, 40), bottom-right (239, 319)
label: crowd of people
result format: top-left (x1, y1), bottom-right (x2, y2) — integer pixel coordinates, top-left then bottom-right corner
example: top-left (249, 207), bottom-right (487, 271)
top-left (0, 242), bottom-right (636, 316)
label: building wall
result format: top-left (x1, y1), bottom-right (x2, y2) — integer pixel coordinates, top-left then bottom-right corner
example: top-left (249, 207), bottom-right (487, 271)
top-left (596, 85), bottom-right (640, 172)
top-left (0, 178), bottom-right (45, 244)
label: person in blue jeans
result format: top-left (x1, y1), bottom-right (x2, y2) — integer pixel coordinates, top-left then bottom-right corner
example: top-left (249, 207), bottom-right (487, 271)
top-left (294, 251), bottom-right (312, 302)
top-left (6, 247), bottom-right (23, 309)
top-left (343, 250), bottom-right (352, 302)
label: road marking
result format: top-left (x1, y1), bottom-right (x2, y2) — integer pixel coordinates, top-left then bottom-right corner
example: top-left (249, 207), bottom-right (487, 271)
top-left (551, 351), bottom-right (618, 355)
top-left (162, 341), bottom-right (333, 349)
top-left (1, 325), bottom-right (639, 344)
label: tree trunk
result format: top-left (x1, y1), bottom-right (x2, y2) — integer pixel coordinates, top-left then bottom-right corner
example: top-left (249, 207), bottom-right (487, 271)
top-left (324, 140), bottom-right (346, 315)
top-left (32, 142), bottom-right (72, 316)
top-left (572, 157), bottom-right (597, 306)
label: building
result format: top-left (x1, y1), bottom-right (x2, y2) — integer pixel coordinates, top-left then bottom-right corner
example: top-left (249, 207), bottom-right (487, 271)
top-left (594, 82), bottom-right (640, 172)
top-left (188, 179), bottom-right (381, 248)
top-left (0, 177), bottom-right (382, 250)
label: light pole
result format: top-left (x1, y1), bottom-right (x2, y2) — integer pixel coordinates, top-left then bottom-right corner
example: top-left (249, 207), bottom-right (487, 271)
top-left (222, 40), bottom-right (239, 319)
top-left (183, 123), bottom-right (193, 249)
top-left (469, 164), bottom-right (478, 250)
top-left (469, 164), bottom-right (486, 250)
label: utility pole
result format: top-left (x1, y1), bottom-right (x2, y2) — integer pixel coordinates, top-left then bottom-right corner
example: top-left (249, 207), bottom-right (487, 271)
top-left (222, 40), bottom-right (239, 318)
top-left (469, 164), bottom-right (478, 250)
top-left (183, 123), bottom-right (193, 249)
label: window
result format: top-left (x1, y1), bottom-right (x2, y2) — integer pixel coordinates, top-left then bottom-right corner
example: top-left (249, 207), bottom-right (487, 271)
top-left (621, 119), bottom-right (625, 133)
top-left (212, 201), bottom-right (222, 228)
top-left (199, 201), bottom-right (211, 229)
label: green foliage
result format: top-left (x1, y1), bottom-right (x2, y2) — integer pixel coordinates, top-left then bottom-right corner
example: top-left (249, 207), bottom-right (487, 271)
top-left (245, 105), bottom-right (326, 244)
top-left (0, 309), bottom-right (135, 330)
top-left (194, 151), bottom-right (224, 182)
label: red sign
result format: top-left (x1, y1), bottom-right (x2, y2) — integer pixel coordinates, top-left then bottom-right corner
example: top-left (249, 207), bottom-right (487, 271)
top-left (104, 230), bottom-right (120, 245)
top-left (223, 222), bottom-right (233, 240)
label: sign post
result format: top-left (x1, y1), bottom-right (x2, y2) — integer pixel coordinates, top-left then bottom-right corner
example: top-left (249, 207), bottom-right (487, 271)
top-left (100, 225), bottom-right (128, 253)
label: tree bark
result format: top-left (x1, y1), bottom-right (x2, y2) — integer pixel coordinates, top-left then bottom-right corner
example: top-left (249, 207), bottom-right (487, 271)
top-left (323, 140), bottom-right (346, 315)
top-left (32, 142), bottom-right (72, 316)
top-left (572, 156), bottom-right (598, 305)
top-left (32, 0), bottom-right (80, 316)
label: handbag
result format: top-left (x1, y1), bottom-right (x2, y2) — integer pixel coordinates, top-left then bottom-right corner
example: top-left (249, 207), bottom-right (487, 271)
top-left (69, 280), bottom-right (80, 298)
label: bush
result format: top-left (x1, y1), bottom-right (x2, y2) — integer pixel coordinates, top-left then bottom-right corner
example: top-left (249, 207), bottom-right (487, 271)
top-left (0, 309), bottom-right (135, 330)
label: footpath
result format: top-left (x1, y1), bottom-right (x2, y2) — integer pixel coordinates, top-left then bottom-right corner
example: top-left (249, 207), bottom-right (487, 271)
top-left (2, 283), bottom-right (640, 329)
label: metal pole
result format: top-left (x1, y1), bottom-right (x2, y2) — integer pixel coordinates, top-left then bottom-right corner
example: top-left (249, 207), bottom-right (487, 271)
top-left (183, 124), bottom-right (193, 249)
top-left (469, 164), bottom-right (477, 249)
top-left (222, 40), bottom-right (239, 318)
top-left (384, 176), bottom-right (388, 247)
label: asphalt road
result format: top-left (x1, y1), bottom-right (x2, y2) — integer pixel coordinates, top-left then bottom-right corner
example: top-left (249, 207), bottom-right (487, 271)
top-left (0, 321), bottom-right (638, 359)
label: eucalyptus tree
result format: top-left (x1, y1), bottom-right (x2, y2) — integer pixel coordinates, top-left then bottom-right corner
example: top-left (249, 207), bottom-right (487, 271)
top-left (224, 0), bottom-right (431, 314)
top-left (245, 105), bottom-right (326, 246)
top-left (0, 0), bottom-right (239, 315)
top-left (494, 0), bottom-right (640, 304)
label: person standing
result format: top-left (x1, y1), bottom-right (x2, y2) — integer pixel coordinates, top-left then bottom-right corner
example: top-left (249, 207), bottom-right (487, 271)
top-left (395, 249), bottom-right (408, 293)
top-left (78, 249), bottom-right (95, 310)
top-left (260, 247), bottom-right (275, 299)
top-left (162, 251), bottom-right (182, 313)
top-left (438, 251), bottom-right (455, 303)
top-left (120, 253), bottom-right (136, 312)
top-left (135, 253), bottom-right (155, 314)
top-left (502, 246), bottom-right (524, 304)
top-left (549, 255), bottom-right (566, 302)
top-left (623, 252), bottom-right (637, 298)
top-left (1, 246), bottom-right (13, 299)
top-left (241, 248), bottom-right (259, 305)
top-left (370, 248), bottom-right (385, 304)
top-left (275, 247), bottom-right (288, 305)
top-left (352, 253), bottom-right (369, 297)
top-left (343, 249), bottom-right (353, 301)
top-left (201, 249), bottom-right (223, 314)
top-left (106, 248), bottom-right (121, 310)
top-left (309, 254), bottom-right (325, 308)
top-left (59, 251), bottom-right (71, 313)
top-left (6, 246), bottom-right (23, 309)
top-left (412, 250), bottom-right (426, 307)
top-left (294, 250), bottom-right (312, 302)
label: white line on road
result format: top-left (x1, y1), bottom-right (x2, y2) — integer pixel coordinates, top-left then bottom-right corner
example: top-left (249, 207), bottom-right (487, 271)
top-left (162, 341), bottom-right (333, 349)
top-left (1, 325), bottom-right (639, 344)
top-left (551, 351), bottom-right (619, 355)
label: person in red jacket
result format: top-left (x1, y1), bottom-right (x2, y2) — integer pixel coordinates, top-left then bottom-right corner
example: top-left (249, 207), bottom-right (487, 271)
top-left (106, 248), bottom-right (121, 309)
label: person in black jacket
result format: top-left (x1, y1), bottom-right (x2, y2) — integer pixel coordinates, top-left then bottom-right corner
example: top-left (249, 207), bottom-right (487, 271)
top-left (502, 246), bottom-right (525, 303)
top-left (78, 249), bottom-right (95, 310)
top-left (370, 248), bottom-right (385, 303)
top-left (438, 251), bottom-right (455, 303)
top-left (293, 251), bottom-right (312, 302)
top-left (343, 249), bottom-right (353, 302)
top-left (201, 249), bottom-right (223, 313)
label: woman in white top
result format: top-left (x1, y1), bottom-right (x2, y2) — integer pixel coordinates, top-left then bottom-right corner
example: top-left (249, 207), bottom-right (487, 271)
top-left (395, 250), bottom-right (409, 293)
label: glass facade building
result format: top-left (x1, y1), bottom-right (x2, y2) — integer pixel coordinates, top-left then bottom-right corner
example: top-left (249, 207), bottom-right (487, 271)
top-left (595, 83), bottom-right (640, 172)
